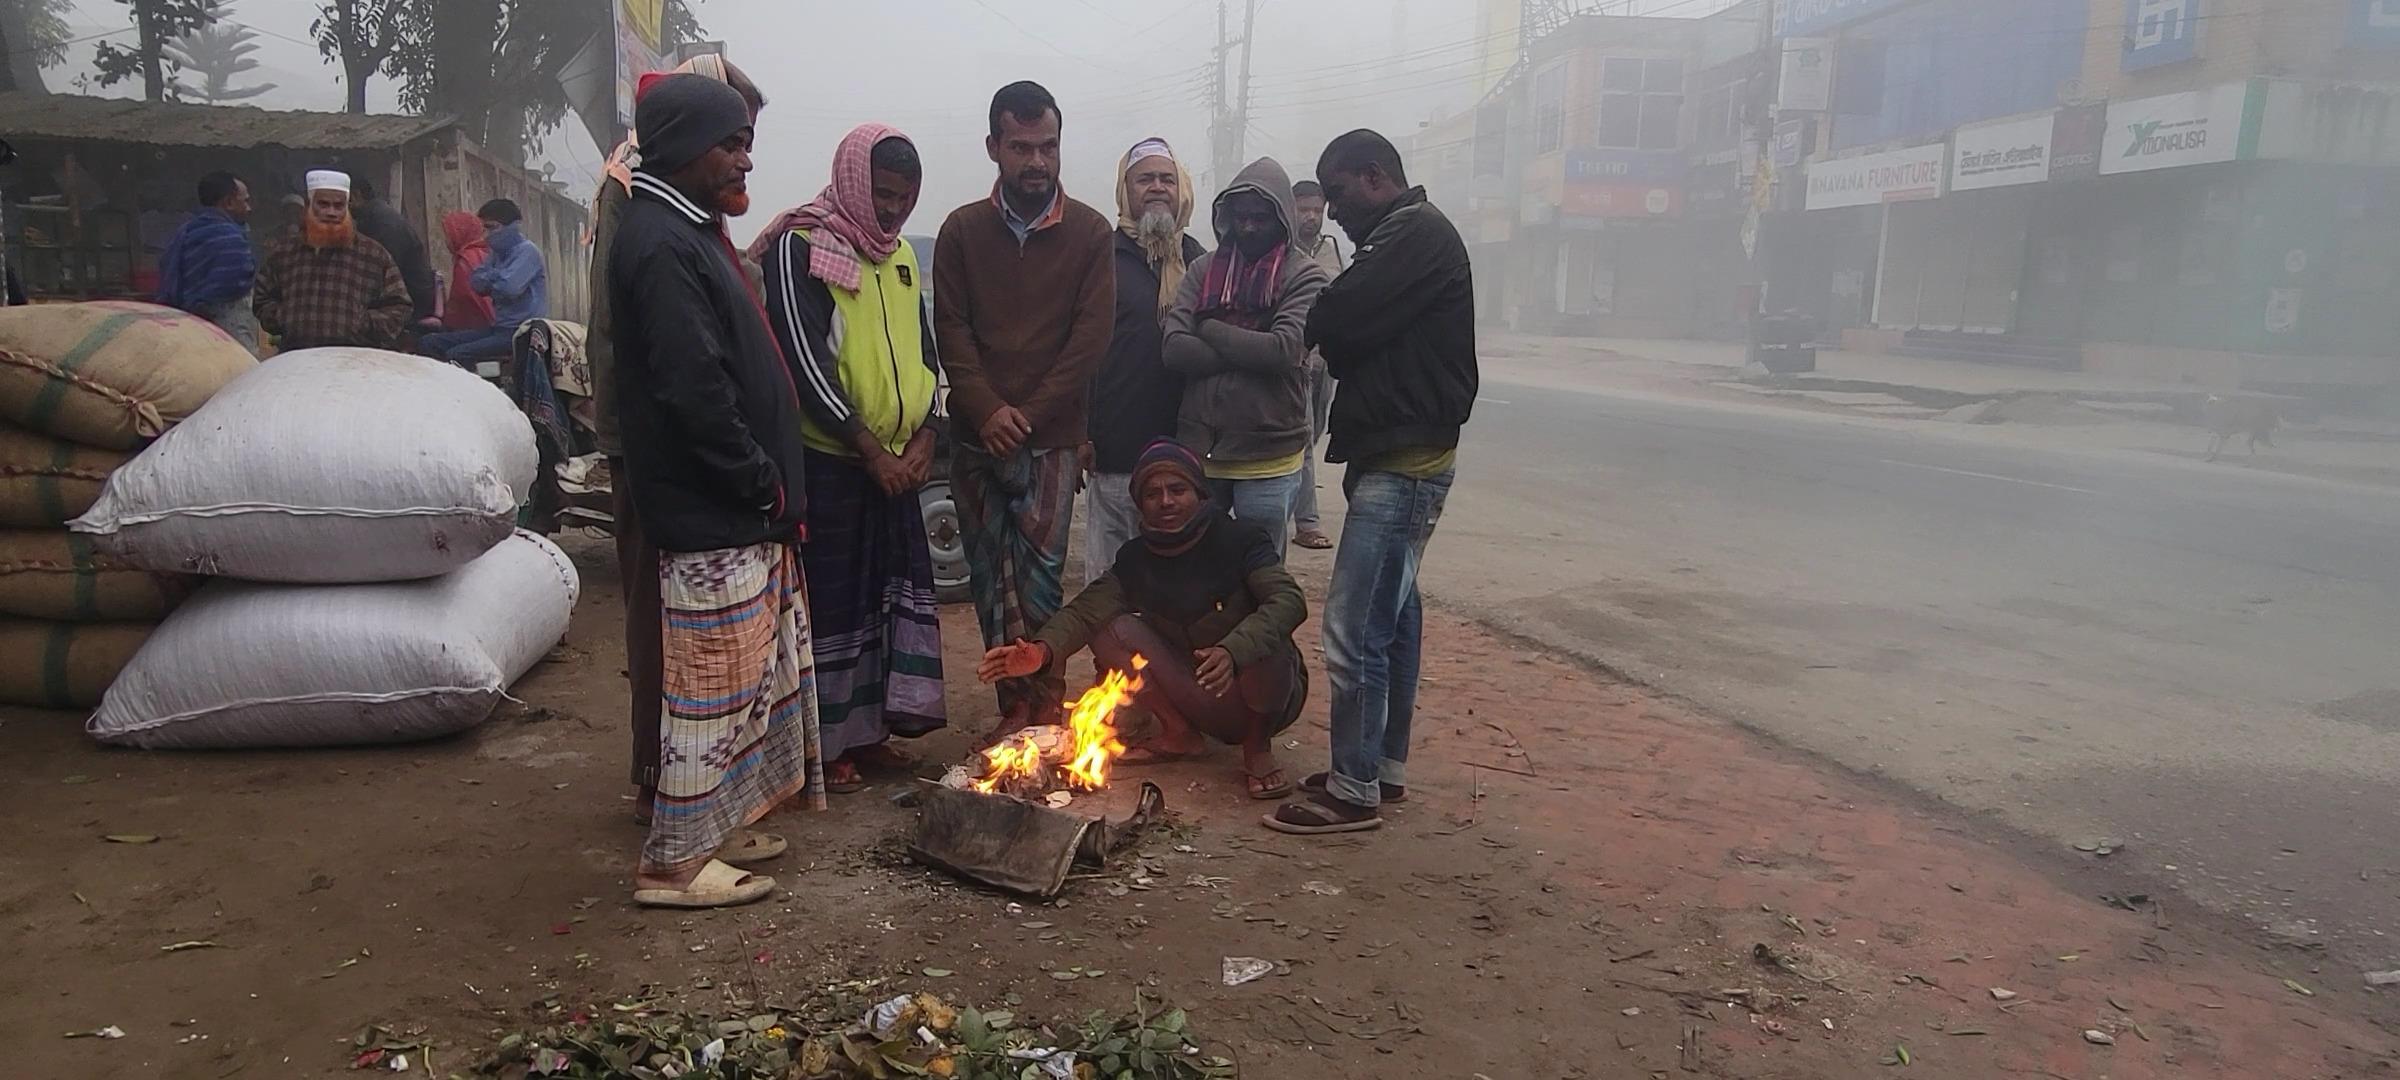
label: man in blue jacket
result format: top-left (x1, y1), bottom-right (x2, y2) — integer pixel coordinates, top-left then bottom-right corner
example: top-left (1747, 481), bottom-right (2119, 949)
top-left (156, 171), bottom-right (260, 353)
top-left (419, 198), bottom-right (548, 366)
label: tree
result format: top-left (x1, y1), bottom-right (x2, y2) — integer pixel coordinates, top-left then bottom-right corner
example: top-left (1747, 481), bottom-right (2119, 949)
top-left (0, 0), bottom-right (76, 92)
top-left (310, 0), bottom-right (405, 114)
top-left (167, 15), bottom-right (277, 104)
top-left (90, 0), bottom-right (216, 101)
top-left (387, 0), bottom-right (706, 166)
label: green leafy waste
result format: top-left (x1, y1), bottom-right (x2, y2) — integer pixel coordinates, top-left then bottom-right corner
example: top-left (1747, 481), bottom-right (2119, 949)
top-left (455, 990), bottom-right (1234, 1080)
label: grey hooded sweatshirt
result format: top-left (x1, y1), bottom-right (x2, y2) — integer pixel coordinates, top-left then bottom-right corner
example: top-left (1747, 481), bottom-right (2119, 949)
top-left (1161, 157), bottom-right (1331, 467)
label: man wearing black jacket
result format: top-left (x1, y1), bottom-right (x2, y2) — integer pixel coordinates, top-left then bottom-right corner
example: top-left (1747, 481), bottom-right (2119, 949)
top-left (1085, 137), bottom-right (1205, 584)
top-left (1268, 129), bottom-right (1477, 836)
top-left (611, 74), bottom-right (815, 910)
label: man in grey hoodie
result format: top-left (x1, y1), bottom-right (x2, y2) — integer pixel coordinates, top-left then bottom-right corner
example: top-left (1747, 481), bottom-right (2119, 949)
top-left (1161, 157), bottom-right (1331, 560)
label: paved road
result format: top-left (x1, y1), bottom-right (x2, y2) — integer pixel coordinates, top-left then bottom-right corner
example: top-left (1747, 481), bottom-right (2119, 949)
top-left (1408, 356), bottom-right (2400, 961)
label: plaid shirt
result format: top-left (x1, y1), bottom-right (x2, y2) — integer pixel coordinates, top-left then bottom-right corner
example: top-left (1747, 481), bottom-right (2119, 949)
top-left (255, 230), bottom-right (413, 350)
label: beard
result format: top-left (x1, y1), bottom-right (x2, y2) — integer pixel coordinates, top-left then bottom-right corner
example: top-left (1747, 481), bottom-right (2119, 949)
top-left (1135, 207), bottom-right (1178, 245)
top-left (716, 187), bottom-right (751, 217)
top-left (303, 214), bottom-right (355, 249)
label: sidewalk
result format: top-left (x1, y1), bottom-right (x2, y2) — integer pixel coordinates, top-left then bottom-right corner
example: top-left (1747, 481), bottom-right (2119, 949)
top-left (1489, 333), bottom-right (2400, 489)
top-left (2, 537), bottom-right (2392, 1077)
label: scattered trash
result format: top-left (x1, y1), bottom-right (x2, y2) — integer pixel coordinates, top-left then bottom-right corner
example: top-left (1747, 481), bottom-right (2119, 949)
top-left (1302, 881), bottom-right (1344, 896)
top-left (62, 1025), bottom-right (125, 1040)
top-left (1988, 988), bottom-right (2018, 1002)
top-left (2100, 893), bottom-right (2152, 911)
top-left (2365, 970), bottom-right (2400, 988)
top-left (159, 940), bottom-right (219, 952)
top-left (2083, 1030), bottom-right (2116, 1046)
top-left (923, 968), bottom-right (954, 978)
top-left (1222, 956), bottom-right (1274, 987)
top-left (2285, 978), bottom-right (2316, 997)
top-left (1043, 790), bottom-right (1074, 809)
top-left (1621, 1007), bottom-right (1642, 1017)
top-left (101, 833), bottom-right (157, 844)
top-left (1947, 1028), bottom-right (1988, 1037)
top-left (1885, 1043), bottom-right (1913, 1066)
top-left (60, 774), bottom-right (93, 784)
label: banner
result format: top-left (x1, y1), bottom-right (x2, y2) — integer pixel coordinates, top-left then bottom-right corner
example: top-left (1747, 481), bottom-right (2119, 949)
top-left (1775, 0), bottom-right (1913, 38)
top-left (1952, 113), bottom-right (2054, 192)
top-left (1804, 142), bottom-right (1945, 210)
top-left (1777, 38), bottom-right (1833, 112)
top-left (2048, 103), bottom-right (2107, 181)
top-left (2100, 82), bottom-right (2253, 175)
top-left (1562, 149), bottom-right (1682, 221)
top-left (2352, 0), bottom-right (2400, 46)
top-left (614, 0), bottom-right (670, 130)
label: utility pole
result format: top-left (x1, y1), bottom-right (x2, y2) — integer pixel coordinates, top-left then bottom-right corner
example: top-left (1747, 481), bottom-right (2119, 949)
top-left (1210, 0), bottom-right (1258, 191)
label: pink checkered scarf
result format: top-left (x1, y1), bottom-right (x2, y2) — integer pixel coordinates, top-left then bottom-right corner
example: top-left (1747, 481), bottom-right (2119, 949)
top-left (744, 123), bottom-right (913, 291)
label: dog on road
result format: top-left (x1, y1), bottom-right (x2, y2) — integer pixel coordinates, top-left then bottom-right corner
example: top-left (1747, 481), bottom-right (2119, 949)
top-left (2202, 395), bottom-right (2278, 461)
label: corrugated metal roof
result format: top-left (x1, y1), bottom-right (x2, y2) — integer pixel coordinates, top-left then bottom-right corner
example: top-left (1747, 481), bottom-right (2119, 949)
top-left (0, 92), bottom-right (452, 150)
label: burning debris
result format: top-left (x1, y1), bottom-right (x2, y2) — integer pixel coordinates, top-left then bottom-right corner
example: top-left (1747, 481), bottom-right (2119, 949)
top-left (911, 660), bottom-right (1165, 896)
top-left (965, 658), bottom-right (1144, 800)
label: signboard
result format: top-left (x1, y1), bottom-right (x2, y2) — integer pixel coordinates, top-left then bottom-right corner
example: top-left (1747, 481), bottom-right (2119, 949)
top-left (2354, 0), bottom-right (2400, 46)
top-left (2100, 82), bottom-right (2253, 175)
top-left (1777, 38), bottom-right (1833, 112)
top-left (1952, 113), bottom-right (2054, 191)
top-left (1772, 117), bottom-right (1812, 168)
top-left (2048, 103), bottom-right (2107, 181)
top-left (1562, 149), bottom-right (1682, 221)
top-left (1775, 0), bottom-right (1913, 38)
top-left (1804, 142), bottom-right (1946, 210)
top-left (2123, 0), bottom-right (2201, 72)
top-left (614, 0), bottom-right (670, 129)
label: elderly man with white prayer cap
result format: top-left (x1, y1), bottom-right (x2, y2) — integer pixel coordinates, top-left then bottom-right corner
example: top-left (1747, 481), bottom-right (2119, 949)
top-left (253, 168), bottom-right (413, 351)
top-left (1081, 136), bottom-right (1206, 583)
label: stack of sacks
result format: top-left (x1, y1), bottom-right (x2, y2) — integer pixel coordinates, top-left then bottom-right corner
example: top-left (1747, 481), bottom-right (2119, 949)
top-left (0, 302), bottom-right (256, 709)
top-left (73, 347), bottom-right (580, 748)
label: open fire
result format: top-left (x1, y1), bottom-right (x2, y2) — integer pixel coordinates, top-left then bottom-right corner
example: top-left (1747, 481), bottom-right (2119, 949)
top-left (970, 656), bottom-right (1146, 799)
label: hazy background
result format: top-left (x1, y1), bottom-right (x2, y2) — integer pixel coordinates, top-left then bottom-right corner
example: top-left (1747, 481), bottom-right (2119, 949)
top-left (47, 0), bottom-right (1735, 243)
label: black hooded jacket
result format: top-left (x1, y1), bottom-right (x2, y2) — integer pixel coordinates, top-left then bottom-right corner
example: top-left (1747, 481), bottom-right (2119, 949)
top-left (607, 172), bottom-right (810, 552)
top-left (1303, 187), bottom-right (1477, 464)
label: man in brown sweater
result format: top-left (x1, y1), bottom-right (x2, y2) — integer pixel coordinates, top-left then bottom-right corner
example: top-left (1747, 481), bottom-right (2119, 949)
top-left (932, 79), bottom-right (1117, 733)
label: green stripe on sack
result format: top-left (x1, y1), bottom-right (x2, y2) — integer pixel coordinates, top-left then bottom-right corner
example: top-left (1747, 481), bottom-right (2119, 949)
top-left (39, 619), bottom-right (73, 708)
top-left (65, 532), bottom-right (99, 620)
top-left (39, 437), bottom-right (72, 523)
top-left (20, 312), bottom-right (141, 432)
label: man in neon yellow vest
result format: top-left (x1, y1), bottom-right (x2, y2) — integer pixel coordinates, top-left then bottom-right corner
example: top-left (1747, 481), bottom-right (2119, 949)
top-left (759, 124), bottom-right (947, 794)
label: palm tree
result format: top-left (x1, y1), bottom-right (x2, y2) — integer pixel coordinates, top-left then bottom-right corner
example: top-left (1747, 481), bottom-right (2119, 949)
top-left (167, 10), bottom-right (277, 105)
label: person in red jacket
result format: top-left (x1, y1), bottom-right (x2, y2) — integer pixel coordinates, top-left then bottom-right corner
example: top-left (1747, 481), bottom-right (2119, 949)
top-left (438, 211), bottom-right (497, 332)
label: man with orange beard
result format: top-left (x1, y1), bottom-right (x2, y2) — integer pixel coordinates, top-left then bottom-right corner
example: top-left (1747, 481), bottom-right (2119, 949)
top-left (254, 169), bottom-right (413, 351)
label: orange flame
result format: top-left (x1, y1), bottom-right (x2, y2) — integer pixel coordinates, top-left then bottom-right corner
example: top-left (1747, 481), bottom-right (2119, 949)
top-left (971, 655), bottom-right (1145, 796)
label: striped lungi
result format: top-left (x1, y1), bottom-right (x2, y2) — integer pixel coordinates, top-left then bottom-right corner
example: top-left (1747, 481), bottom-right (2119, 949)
top-left (639, 541), bottom-right (823, 879)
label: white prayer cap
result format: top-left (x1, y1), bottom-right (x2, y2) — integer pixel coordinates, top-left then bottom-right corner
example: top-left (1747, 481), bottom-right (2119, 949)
top-left (305, 169), bottom-right (351, 194)
top-left (1125, 138), bottom-right (1174, 171)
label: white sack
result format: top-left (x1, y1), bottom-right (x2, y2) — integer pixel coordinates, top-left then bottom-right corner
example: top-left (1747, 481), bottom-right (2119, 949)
top-left (88, 530), bottom-right (579, 749)
top-left (69, 348), bottom-right (538, 583)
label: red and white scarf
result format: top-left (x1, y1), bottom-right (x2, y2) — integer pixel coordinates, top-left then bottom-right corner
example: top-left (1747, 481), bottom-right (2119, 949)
top-left (744, 123), bottom-right (913, 292)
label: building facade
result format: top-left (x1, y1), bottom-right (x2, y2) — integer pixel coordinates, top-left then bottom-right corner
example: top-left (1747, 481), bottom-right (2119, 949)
top-left (1461, 0), bottom-right (2400, 387)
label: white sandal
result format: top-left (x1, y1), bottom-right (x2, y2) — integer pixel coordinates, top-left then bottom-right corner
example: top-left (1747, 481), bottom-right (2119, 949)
top-left (633, 859), bottom-right (776, 909)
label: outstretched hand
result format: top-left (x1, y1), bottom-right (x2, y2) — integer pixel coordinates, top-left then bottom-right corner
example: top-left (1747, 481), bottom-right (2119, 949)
top-left (978, 640), bottom-right (1050, 684)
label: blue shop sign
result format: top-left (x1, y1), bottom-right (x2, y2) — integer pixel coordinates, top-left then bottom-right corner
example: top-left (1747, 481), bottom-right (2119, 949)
top-left (2352, 0), bottom-right (2400, 47)
top-left (2123, 0), bottom-right (2201, 72)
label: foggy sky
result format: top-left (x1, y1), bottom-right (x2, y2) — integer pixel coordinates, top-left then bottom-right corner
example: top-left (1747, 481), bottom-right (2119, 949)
top-left (52, 0), bottom-right (1731, 244)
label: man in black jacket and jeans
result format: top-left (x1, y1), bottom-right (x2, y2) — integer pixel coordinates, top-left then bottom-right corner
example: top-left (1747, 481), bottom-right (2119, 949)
top-left (1268, 129), bottom-right (1477, 836)
top-left (611, 74), bottom-right (817, 909)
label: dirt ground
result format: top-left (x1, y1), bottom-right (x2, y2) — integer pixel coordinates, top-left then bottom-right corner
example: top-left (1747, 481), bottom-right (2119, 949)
top-left (3, 534), bottom-right (2395, 1078)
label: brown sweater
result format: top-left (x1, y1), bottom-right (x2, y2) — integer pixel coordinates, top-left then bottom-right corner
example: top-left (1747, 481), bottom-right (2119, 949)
top-left (931, 195), bottom-right (1117, 449)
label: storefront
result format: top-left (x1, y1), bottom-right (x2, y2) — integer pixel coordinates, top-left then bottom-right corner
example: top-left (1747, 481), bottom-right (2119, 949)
top-left (1792, 141), bottom-right (1946, 332)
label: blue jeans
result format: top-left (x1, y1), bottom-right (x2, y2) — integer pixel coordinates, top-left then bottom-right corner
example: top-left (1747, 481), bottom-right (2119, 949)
top-left (1293, 363), bottom-right (1333, 531)
top-left (419, 325), bottom-right (516, 366)
top-left (1209, 470), bottom-right (1304, 563)
top-left (1322, 465), bottom-right (1453, 809)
